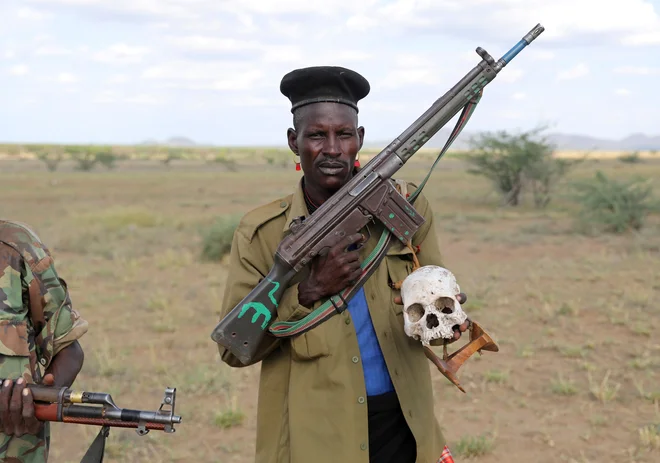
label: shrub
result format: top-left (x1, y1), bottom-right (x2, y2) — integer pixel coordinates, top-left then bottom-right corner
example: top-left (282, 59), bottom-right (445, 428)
top-left (618, 151), bottom-right (641, 163)
top-left (201, 215), bottom-right (241, 261)
top-left (569, 171), bottom-right (658, 234)
top-left (464, 127), bottom-right (576, 207)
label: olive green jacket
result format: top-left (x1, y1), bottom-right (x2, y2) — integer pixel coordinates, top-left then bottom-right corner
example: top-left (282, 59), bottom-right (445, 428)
top-left (217, 178), bottom-right (447, 463)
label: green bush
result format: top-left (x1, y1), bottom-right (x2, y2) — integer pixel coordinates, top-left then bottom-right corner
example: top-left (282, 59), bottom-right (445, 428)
top-left (569, 171), bottom-right (658, 234)
top-left (200, 216), bottom-right (241, 261)
top-left (618, 151), bottom-right (641, 163)
top-left (464, 127), bottom-right (576, 207)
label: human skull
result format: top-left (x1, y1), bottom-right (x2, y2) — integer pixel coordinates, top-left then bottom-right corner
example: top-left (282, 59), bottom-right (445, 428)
top-left (400, 265), bottom-right (467, 346)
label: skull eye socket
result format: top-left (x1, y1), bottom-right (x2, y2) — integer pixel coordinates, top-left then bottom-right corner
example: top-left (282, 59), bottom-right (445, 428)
top-left (407, 303), bottom-right (424, 323)
top-left (434, 297), bottom-right (455, 314)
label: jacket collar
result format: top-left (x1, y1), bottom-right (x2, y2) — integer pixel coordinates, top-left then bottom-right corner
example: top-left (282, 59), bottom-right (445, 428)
top-left (282, 177), bottom-right (310, 234)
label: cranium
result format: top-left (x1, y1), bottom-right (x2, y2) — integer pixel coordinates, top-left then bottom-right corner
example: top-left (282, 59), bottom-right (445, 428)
top-left (400, 265), bottom-right (467, 346)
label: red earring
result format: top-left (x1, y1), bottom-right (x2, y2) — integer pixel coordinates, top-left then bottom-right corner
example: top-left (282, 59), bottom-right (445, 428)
top-left (354, 154), bottom-right (360, 168)
top-left (294, 155), bottom-right (301, 171)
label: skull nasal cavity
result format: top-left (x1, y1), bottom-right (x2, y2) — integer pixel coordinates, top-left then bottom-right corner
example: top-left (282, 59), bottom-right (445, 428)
top-left (426, 313), bottom-right (440, 329)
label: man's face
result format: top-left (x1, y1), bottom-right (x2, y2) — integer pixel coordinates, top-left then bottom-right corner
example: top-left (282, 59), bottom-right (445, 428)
top-left (287, 102), bottom-right (365, 192)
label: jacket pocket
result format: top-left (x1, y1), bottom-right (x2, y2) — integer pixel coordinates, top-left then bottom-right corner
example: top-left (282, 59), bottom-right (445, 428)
top-left (0, 320), bottom-right (35, 381)
top-left (0, 320), bottom-right (31, 357)
top-left (289, 324), bottom-right (331, 361)
top-left (286, 304), bottom-right (331, 362)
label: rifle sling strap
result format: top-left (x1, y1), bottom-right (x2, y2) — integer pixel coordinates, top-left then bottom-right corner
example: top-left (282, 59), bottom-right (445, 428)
top-left (80, 425), bottom-right (110, 463)
top-left (268, 92), bottom-right (482, 338)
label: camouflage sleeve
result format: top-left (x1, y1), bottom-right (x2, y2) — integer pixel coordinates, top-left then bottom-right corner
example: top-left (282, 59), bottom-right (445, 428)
top-left (0, 245), bottom-right (26, 322)
top-left (22, 258), bottom-right (88, 358)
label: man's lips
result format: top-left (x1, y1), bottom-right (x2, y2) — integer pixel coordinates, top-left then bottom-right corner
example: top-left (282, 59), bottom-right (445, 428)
top-left (317, 162), bottom-right (347, 175)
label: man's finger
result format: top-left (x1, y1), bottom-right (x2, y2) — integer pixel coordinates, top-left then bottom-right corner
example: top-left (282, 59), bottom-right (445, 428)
top-left (341, 233), bottom-right (365, 250)
top-left (9, 378), bottom-right (26, 437)
top-left (21, 388), bottom-right (41, 435)
top-left (459, 320), bottom-right (470, 332)
top-left (393, 295), bottom-right (403, 305)
top-left (0, 379), bottom-right (12, 434)
top-left (42, 374), bottom-right (55, 387)
top-left (456, 293), bottom-right (467, 304)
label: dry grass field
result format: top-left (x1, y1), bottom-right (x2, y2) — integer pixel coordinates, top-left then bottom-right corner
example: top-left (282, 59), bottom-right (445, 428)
top-left (1, 148), bottom-right (659, 463)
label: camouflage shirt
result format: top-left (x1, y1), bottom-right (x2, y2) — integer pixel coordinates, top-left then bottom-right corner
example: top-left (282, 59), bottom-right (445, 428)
top-left (0, 219), bottom-right (89, 462)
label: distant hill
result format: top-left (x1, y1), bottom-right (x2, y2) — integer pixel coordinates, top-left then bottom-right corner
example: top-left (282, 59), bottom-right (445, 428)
top-left (364, 130), bottom-right (660, 152)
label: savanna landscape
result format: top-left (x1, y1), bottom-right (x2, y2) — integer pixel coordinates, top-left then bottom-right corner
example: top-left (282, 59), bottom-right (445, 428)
top-left (1, 137), bottom-right (659, 463)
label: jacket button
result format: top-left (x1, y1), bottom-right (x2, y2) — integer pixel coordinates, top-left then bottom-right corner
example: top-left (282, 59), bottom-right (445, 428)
top-left (358, 396), bottom-right (365, 404)
top-left (352, 356), bottom-right (359, 363)
top-left (345, 318), bottom-right (351, 325)
top-left (361, 443), bottom-right (367, 450)
top-left (40, 358), bottom-right (47, 366)
top-left (280, 201), bottom-right (287, 208)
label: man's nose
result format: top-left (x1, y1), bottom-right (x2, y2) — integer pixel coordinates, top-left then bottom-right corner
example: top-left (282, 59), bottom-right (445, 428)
top-left (322, 134), bottom-right (341, 157)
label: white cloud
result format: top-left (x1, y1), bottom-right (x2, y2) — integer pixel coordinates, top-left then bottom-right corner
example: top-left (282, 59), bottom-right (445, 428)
top-left (141, 61), bottom-right (265, 91)
top-left (621, 30), bottom-right (660, 46)
top-left (58, 72), bottom-right (78, 83)
top-left (4, 50), bottom-right (16, 59)
top-left (35, 45), bottom-right (73, 56)
top-left (615, 88), bottom-right (631, 96)
top-left (9, 64), bottom-right (29, 76)
top-left (512, 92), bottom-right (526, 100)
top-left (106, 74), bottom-right (130, 84)
top-left (124, 94), bottom-right (165, 105)
top-left (499, 67), bottom-right (524, 83)
top-left (614, 66), bottom-right (660, 75)
top-left (17, 7), bottom-right (48, 20)
top-left (557, 63), bottom-right (589, 80)
top-left (380, 54), bottom-right (442, 88)
top-left (93, 90), bottom-right (119, 104)
top-left (93, 44), bottom-right (150, 65)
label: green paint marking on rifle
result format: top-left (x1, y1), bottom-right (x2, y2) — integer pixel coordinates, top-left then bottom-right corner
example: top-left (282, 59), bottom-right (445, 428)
top-left (388, 213), bottom-right (395, 219)
top-left (266, 278), bottom-right (280, 307)
top-left (238, 303), bottom-right (272, 330)
top-left (405, 231), bottom-right (409, 236)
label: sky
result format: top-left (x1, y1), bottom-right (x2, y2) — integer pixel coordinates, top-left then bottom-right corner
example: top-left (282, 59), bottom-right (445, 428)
top-left (1, 0), bottom-right (659, 146)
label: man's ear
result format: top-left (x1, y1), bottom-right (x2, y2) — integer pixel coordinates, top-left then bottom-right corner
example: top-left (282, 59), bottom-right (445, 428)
top-left (287, 128), bottom-right (298, 154)
top-left (357, 126), bottom-right (365, 151)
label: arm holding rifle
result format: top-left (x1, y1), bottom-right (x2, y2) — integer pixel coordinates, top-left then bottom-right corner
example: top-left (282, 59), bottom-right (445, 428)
top-left (218, 212), bottom-right (317, 367)
top-left (0, 230), bottom-right (88, 441)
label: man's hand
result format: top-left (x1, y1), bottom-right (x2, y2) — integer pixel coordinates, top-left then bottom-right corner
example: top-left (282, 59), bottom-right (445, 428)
top-left (0, 373), bottom-right (55, 437)
top-left (298, 233), bottom-right (365, 308)
top-left (393, 292), bottom-right (470, 343)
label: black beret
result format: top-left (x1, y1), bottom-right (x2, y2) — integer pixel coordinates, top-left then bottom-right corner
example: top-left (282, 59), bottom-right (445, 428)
top-left (280, 66), bottom-right (370, 113)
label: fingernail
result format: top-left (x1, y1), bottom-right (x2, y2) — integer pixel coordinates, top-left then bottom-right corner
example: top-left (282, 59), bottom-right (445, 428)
top-left (16, 378), bottom-right (23, 385)
top-left (22, 388), bottom-right (28, 396)
top-left (3, 379), bottom-right (10, 387)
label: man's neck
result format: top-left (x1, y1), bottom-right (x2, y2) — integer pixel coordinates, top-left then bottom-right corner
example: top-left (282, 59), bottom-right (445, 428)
top-left (301, 178), bottom-right (333, 214)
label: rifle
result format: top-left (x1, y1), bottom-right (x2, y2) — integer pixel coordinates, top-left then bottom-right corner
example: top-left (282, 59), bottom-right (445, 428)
top-left (211, 24), bottom-right (545, 366)
top-left (2, 381), bottom-right (182, 463)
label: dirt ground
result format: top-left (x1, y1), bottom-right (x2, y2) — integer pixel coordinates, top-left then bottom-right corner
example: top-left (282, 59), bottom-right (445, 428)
top-left (1, 156), bottom-right (658, 463)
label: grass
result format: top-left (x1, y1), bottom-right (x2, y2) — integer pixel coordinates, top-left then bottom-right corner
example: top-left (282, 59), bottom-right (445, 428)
top-left (1, 150), bottom-right (659, 462)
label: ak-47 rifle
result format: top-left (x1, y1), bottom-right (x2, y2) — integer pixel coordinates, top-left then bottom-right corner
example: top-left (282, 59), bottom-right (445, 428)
top-left (211, 24), bottom-right (545, 366)
top-left (1, 381), bottom-right (182, 463)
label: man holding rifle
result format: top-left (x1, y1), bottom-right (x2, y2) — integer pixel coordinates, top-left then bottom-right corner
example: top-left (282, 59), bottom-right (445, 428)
top-left (217, 66), bottom-right (469, 463)
top-left (0, 219), bottom-right (88, 462)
